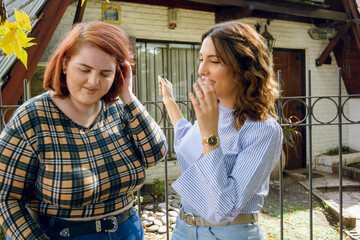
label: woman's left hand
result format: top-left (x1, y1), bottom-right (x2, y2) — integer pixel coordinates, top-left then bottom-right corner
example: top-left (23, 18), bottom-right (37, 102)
top-left (190, 78), bottom-right (219, 143)
top-left (119, 61), bottom-right (135, 104)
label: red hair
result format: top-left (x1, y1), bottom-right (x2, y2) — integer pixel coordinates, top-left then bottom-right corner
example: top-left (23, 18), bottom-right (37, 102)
top-left (43, 21), bottom-right (133, 104)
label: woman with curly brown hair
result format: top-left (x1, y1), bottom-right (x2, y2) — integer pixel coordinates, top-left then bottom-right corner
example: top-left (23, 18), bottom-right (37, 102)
top-left (158, 21), bottom-right (283, 239)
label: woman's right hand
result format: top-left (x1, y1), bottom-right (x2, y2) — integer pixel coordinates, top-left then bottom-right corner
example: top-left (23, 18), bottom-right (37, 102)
top-left (158, 75), bottom-right (175, 105)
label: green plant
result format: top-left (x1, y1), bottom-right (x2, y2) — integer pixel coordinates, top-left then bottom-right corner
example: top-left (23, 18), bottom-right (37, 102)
top-left (282, 116), bottom-right (302, 162)
top-left (323, 146), bottom-right (358, 156)
top-left (153, 178), bottom-right (165, 199)
top-left (133, 195), bottom-right (143, 206)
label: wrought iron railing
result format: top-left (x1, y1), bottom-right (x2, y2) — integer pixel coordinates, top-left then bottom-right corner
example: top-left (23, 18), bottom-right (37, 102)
top-left (0, 69), bottom-right (359, 239)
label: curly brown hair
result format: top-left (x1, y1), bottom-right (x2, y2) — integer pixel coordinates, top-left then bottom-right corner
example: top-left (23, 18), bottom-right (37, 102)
top-left (201, 21), bottom-right (279, 128)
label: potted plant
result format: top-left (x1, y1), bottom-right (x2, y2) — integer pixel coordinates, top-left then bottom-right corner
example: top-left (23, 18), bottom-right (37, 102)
top-left (270, 116), bottom-right (302, 180)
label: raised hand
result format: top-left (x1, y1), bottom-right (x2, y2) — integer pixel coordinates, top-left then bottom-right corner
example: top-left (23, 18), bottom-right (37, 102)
top-left (119, 61), bottom-right (134, 104)
top-left (190, 78), bottom-right (219, 151)
top-left (158, 75), bottom-right (175, 104)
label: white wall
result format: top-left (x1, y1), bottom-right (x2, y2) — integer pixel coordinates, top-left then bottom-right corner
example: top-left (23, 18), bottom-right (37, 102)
top-left (349, 99), bottom-right (360, 151)
top-left (40, 0), bottom-right (359, 176)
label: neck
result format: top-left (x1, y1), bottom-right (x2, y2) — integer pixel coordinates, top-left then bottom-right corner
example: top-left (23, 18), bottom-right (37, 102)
top-left (50, 92), bottom-right (101, 128)
top-left (219, 98), bottom-right (236, 109)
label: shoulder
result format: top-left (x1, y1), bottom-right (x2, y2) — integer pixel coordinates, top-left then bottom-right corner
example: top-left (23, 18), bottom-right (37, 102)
top-left (8, 92), bottom-right (50, 126)
top-left (240, 115), bottom-right (282, 141)
top-left (106, 98), bottom-right (125, 115)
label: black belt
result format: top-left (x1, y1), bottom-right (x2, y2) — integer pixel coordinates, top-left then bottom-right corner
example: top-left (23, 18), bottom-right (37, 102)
top-left (38, 208), bottom-right (132, 237)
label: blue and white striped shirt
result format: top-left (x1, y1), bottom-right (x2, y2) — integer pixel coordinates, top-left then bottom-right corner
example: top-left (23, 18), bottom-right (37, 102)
top-left (171, 103), bottom-right (283, 224)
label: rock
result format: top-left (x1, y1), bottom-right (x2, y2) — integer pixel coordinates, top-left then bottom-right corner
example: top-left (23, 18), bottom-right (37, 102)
top-left (142, 210), bottom-right (150, 215)
top-left (170, 224), bottom-right (176, 229)
top-left (141, 213), bottom-right (148, 220)
top-left (147, 216), bottom-right (155, 222)
top-left (168, 211), bottom-right (178, 217)
top-left (147, 225), bottom-right (160, 232)
top-left (155, 212), bottom-right (165, 217)
top-left (160, 208), bottom-right (167, 213)
top-left (145, 205), bottom-right (154, 210)
top-left (142, 220), bottom-right (153, 227)
top-left (171, 206), bottom-right (180, 213)
top-left (161, 216), bottom-right (167, 224)
top-left (158, 202), bottom-right (171, 209)
top-left (154, 219), bottom-right (163, 226)
top-left (170, 216), bottom-right (177, 223)
top-left (158, 225), bottom-right (167, 234)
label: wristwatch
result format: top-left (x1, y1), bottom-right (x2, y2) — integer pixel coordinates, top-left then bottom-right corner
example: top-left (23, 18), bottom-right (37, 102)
top-left (202, 135), bottom-right (220, 147)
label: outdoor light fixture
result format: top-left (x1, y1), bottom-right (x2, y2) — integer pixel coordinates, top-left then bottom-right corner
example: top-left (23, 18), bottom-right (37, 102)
top-left (261, 25), bottom-right (275, 51)
top-left (168, 7), bottom-right (177, 29)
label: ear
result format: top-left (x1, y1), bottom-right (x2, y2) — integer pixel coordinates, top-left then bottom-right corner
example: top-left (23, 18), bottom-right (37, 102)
top-left (62, 58), bottom-right (69, 74)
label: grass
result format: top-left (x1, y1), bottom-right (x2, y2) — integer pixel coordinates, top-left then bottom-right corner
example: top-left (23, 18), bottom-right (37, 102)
top-left (259, 198), bottom-right (349, 240)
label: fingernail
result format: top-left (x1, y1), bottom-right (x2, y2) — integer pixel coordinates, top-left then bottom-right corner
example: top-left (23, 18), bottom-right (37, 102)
top-left (161, 74), bottom-right (165, 78)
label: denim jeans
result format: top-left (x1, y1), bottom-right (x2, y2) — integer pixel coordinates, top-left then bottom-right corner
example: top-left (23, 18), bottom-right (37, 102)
top-left (171, 208), bottom-right (264, 240)
top-left (6, 207), bottom-right (144, 240)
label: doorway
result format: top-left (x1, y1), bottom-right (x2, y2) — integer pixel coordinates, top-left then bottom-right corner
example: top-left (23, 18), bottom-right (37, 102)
top-left (273, 49), bottom-right (306, 170)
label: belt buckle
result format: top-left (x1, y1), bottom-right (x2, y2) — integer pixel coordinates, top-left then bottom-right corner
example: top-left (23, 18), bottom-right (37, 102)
top-left (103, 215), bottom-right (118, 233)
top-left (184, 212), bottom-right (196, 226)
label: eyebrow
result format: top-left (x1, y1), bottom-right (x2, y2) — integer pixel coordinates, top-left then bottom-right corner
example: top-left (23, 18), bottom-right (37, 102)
top-left (77, 63), bottom-right (114, 72)
top-left (199, 53), bottom-right (218, 58)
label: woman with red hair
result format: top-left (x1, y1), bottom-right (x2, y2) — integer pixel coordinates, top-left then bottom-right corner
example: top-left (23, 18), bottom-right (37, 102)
top-left (0, 21), bottom-right (167, 240)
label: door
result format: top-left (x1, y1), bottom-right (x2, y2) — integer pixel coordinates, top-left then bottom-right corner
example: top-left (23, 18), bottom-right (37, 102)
top-left (273, 49), bottom-right (305, 170)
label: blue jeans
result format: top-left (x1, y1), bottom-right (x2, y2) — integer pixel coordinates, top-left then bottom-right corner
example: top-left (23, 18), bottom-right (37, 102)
top-left (7, 207), bottom-right (144, 240)
top-left (171, 208), bottom-right (264, 240)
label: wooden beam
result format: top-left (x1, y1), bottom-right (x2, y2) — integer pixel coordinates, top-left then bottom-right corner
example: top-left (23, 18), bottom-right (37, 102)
top-left (215, 6), bottom-right (253, 23)
top-left (316, 21), bottom-right (352, 66)
top-left (73, 0), bottom-right (87, 24)
top-left (342, 0), bottom-right (360, 51)
top-left (2, 0), bottom-right (71, 106)
top-left (113, 0), bottom-right (215, 12)
top-left (185, 0), bottom-right (348, 21)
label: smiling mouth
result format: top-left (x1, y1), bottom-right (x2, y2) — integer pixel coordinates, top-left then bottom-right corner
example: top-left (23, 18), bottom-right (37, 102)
top-left (83, 87), bottom-right (98, 94)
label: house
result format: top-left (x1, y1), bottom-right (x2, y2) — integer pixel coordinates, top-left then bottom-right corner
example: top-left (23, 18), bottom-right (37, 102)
top-left (1, 0), bottom-right (359, 183)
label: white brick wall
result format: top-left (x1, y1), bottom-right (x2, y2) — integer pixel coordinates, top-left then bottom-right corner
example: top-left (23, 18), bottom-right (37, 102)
top-left (39, 0), bottom-right (359, 177)
top-left (349, 99), bottom-right (360, 150)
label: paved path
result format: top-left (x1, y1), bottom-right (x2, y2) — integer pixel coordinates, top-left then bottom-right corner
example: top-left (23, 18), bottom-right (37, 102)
top-left (294, 170), bottom-right (360, 239)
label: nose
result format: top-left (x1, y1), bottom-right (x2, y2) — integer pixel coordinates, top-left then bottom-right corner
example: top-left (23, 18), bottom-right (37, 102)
top-left (198, 61), bottom-right (208, 77)
top-left (88, 72), bottom-right (99, 85)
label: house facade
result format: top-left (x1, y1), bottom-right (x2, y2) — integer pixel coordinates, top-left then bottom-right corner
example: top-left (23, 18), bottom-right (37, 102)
top-left (2, 0), bottom-right (360, 183)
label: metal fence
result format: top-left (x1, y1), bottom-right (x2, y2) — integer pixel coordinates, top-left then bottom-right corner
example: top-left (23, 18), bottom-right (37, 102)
top-left (0, 68), bottom-right (359, 240)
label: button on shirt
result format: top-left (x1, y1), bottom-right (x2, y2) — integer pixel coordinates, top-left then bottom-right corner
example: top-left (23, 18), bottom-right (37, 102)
top-left (0, 91), bottom-right (167, 240)
top-left (172, 103), bottom-right (283, 224)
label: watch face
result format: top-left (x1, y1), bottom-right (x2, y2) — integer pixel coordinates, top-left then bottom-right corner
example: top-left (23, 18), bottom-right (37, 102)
top-left (208, 135), bottom-right (218, 146)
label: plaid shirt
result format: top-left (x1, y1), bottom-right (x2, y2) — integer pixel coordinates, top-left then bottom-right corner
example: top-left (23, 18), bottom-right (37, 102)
top-left (0, 91), bottom-right (167, 240)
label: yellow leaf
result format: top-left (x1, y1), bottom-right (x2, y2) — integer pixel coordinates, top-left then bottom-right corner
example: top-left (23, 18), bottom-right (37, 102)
top-left (19, 48), bottom-right (28, 69)
top-left (0, 28), bottom-right (16, 47)
top-left (25, 41), bottom-right (36, 48)
top-left (22, 11), bottom-right (32, 31)
top-left (14, 34), bottom-right (22, 57)
top-left (17, 29), bottom-right (27, 45)
top-left (2, 44), bottom-right (13, 56)
top-left (81, 0), bottom-right (86, 6)
top-left (106, 0), bottom-right (110, 3)
top-left (14, 10), bottom-right (23, 23)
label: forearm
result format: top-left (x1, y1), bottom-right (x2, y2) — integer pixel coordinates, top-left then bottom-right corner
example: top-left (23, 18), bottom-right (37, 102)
top-left (124, 98), bottom-right (167, 167)
top-left (163, 99), bottom-right (183, 127)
